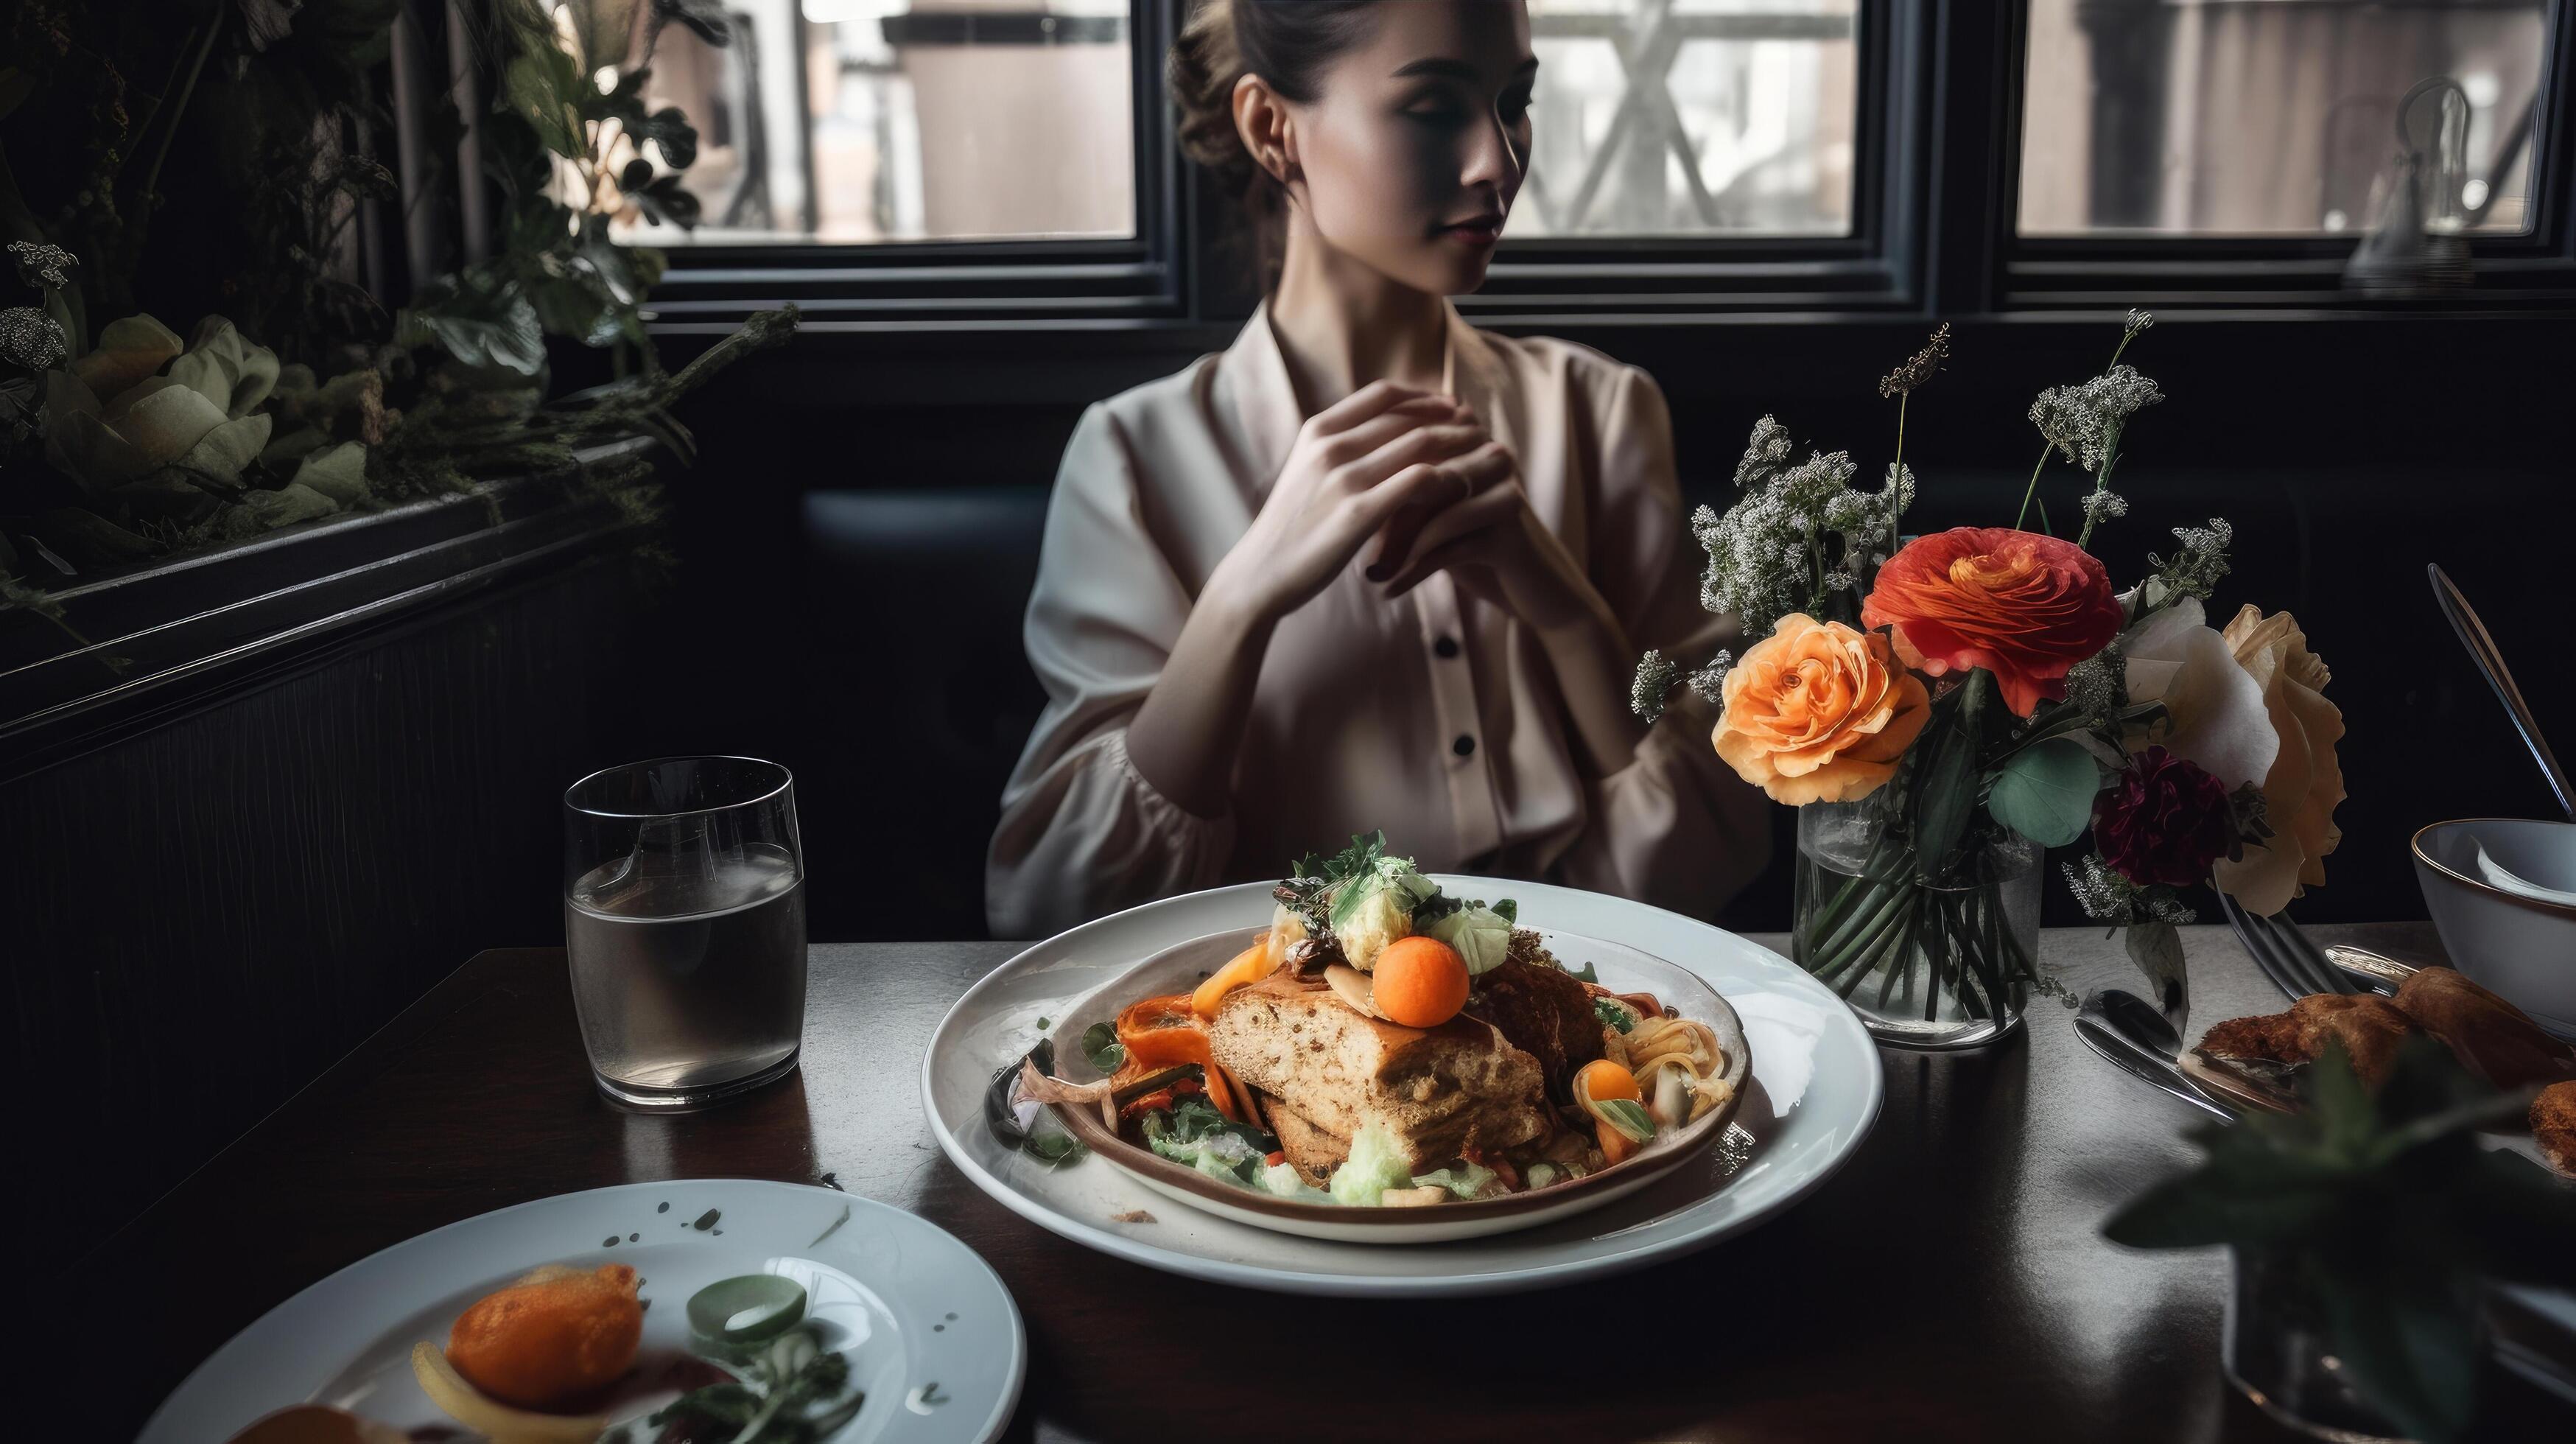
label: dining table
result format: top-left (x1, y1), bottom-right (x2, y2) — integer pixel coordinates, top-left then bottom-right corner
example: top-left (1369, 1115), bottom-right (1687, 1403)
top-left (79, 919), bottom-right (2569, 1442)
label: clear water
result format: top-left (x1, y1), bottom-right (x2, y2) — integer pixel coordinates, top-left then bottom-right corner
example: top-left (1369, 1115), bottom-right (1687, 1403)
top-left (1792, 801), bottom-right (2041, 1049)
top-left (566, 845), bottom-right (807, 1093)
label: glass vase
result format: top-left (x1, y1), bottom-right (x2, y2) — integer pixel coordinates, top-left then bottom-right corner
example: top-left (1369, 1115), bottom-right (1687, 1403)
top-left (1791, 793), bottom-right (2041, 1048)
top-left (2223, 1250), bottom-right (2415, 1443)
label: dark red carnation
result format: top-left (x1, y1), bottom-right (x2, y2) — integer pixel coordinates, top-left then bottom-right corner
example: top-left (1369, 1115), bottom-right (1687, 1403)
top-left (2094, 746), bottom-right (2233, 887)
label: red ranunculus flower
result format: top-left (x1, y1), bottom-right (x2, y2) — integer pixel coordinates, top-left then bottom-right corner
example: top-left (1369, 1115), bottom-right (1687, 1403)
top-left (1861, 527), bottom-right (2124, 717)
top-left (2095, 746), bottom-right (2234, 887)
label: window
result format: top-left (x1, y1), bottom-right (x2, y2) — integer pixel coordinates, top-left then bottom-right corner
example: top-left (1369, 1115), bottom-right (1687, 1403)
top-left (2018, 0), bottom-right (2553, 238)
top-left (626, 0), bottom-right (1139, 245)
top-left (1515, 0), bottom-right (1861, 238)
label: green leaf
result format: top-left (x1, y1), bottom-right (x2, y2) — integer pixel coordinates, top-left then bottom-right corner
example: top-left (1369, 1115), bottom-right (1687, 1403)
top-left (503, 54), bottom-right (582, 157)
top-left (2122, 918), bottom-right (2188, 1021)
top-left (1079, 1021), bottom-right (1124, 1076)
top-left (633, 174), bottom-right (701, 229)
top-left (1493, 898), bottom-right (1517, 925)
top-left (1985, 735), bottom-right (2104, 847)
top-left (639, 106), bottom-right (699, 169)
top-left (2313, 1264), bottom-right (2482, 1444)
top-left (1909, 678), bottom-right (1984, 877)
top-left (1592, 997), bottom-right (1635, 1034)
top-left (1591, 1096), bottom-right (1655, 1144)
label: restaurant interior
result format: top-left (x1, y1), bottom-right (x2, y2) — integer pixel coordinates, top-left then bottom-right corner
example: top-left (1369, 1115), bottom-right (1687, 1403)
top-left (9, 1), bottom-right (2576, 1440)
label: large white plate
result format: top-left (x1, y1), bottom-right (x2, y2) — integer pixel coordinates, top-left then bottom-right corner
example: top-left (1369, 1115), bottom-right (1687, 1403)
top-left (922, 877), bottom-right (1883, 1297)
top-left (141, 1180), bottom-right (1025, 1444)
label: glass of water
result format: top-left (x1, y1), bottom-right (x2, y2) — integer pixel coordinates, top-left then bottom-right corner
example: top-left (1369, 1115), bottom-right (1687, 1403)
top-left (564, 757), bottom-right (807, 1111)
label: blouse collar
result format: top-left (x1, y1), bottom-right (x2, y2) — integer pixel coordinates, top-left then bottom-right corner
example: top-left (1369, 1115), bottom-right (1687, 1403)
top-left (1222, 298), bottom-right (1505, 495)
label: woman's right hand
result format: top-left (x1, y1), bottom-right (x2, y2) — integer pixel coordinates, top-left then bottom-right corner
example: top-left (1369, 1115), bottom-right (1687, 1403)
top-left (1204, 381), bottom-right (1514, 626)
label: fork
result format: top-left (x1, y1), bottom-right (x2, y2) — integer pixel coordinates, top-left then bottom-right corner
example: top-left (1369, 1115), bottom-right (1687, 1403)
top-left (2217, 889), bottom-right (2364, 1000)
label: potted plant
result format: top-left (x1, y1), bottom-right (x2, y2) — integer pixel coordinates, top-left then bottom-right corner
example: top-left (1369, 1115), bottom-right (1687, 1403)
top-left (2105, 1041), bottom-right (2576, 1441)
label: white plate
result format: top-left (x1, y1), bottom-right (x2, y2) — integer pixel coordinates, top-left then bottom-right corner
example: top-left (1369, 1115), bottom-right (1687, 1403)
top-left (141, 1181), bottom-right (1025, 1444)
top-left (1043, 927), bottom-right (1752, 1244)
top-left (923, 876), bottom-right (1884, 1297)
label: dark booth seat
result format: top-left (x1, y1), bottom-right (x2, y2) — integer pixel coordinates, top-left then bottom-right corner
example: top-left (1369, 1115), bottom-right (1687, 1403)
top-left (797, 487), bottom-right (1050, 941)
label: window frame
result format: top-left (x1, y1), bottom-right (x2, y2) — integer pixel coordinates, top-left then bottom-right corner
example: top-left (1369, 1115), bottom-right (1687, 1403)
top-left (647, 0), bottom-right (1926, 334)
top-left (1984, 0), bottom-right (2576, 312)
top-left (645, 0), bottom-right (1193, 333)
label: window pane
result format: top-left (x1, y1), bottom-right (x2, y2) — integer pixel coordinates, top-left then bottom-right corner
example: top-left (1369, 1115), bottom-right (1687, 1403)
top-left (608, 0), bottom-right (1136, 245)
top-left (2018, 0), bottom-right (2551, 237)
top-left (1512, 0), bottom-right (1859, 239)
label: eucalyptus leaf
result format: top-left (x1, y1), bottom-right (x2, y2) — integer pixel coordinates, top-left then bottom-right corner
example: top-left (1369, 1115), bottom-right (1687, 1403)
top-left (1985, 736), bottom-right (2104, 848)
top-left (2122, 918), bottom-right (2189, 1023)
top-left (503, 54), bottom-right (581, 157)
top-left (639, 107), bottom-right (700, 170)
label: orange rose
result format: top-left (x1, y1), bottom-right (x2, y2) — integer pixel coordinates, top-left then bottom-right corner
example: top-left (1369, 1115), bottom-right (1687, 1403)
top-left (1861, 527), bottom-right (2124, 717)
top-left (1715, 614), bottom-right (1933, 805)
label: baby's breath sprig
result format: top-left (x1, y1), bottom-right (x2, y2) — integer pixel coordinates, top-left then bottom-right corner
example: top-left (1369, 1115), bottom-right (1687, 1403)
top-left (1629, 650), bottom-right (1682, 723)
top-left (2014, 310), bottom-right (2163, 547)
top-left (2142, 518), bottom-right (2233, 612)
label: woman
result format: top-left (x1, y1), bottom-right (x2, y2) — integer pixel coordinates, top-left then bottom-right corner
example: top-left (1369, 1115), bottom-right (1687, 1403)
top-left (986, 0), bottom-right (1767, 936)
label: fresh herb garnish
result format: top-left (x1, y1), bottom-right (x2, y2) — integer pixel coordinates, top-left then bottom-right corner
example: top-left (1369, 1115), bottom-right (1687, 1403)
top-left (1567, 960), bottom-right (1601, 984)
top-left (1079, 1020), bottom-right (1126, 1074)
top-left (1592, 1096), bottom-right (1656, 1144)
top-left (1140, 1095), bottom-right (1281, 1187)
top-left (650, 1321), bottom-right (863, 1443)
top-left (1593, 997), bottom-right (1635, 1034)
top-left (1292, 830), bottom-right (1388, 882)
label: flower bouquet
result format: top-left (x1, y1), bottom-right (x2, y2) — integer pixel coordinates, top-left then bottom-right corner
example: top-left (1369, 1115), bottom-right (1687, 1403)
top-left (1635, 314), bottom-right (2347, 1047)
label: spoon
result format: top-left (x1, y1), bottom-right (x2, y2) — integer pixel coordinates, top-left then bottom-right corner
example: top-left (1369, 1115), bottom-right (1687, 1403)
top-left (2430, 563), bottom-right (2576, 821)
top-left (2076, 990), bottom-right (2234, 1121)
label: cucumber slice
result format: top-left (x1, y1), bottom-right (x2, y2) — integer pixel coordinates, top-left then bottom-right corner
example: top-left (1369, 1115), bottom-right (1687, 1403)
top-left (684, 1275), bottom-right (808, 1345)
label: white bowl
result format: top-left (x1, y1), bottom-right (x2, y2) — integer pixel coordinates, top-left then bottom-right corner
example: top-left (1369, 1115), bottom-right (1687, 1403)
top-left (2412, 818), bottom-right (2576, 1037)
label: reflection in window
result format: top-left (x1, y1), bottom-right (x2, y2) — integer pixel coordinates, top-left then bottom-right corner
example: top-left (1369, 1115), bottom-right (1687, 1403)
top-left (2018, 0), bottom-right (2551, 237)
top-left (619, 0), bottom-right (1137, 245)
top-left (1514, 0), bottom-right (1858, 239)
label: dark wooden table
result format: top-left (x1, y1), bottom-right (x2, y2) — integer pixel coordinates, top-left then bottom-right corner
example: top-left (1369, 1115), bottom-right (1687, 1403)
top-left (75, 922), bottom-right (2554, 1441)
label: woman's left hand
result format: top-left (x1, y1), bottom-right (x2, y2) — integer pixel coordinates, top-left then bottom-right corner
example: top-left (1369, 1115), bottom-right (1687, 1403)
top-left (1365, 463), bottom-right (1614, 638)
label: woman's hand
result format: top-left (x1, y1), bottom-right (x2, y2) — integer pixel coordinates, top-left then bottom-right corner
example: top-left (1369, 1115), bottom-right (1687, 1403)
top-left (1204, 380), bottom-right (1516, 628)
top-left (1369, 470), bottom-right (1609, 636)
top-left (1369, 458), bottom-right (1649, 777)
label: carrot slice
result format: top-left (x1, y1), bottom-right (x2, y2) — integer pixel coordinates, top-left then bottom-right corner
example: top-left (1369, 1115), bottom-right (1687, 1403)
top-left (1109, 992), bottom-right (1246, 1123)
top-left (1190, 936), bottom-right (1278, 1019)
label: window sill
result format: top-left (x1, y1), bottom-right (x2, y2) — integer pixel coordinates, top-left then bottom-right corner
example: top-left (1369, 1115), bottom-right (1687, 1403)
top-left (0, 438), bottom-right (653, 777)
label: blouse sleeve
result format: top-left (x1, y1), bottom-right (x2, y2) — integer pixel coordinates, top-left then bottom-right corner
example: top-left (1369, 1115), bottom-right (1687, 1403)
top-left (1548, 364), bottom-right (1775, 919)
top-left (986, 403), bottom-right (1236, 938)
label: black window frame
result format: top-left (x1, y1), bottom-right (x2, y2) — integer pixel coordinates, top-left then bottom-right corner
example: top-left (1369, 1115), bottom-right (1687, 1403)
top-left (647, 0), bottom-right (1927, 337)
top-left (632, 0), bottom-right (2576, 343)
top-left (1980, 0), bottom-right (2576, 312)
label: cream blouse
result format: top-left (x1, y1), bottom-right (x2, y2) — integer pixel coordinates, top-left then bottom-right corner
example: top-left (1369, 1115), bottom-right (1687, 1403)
top-left (986, 301), bottom-right (1770, 938)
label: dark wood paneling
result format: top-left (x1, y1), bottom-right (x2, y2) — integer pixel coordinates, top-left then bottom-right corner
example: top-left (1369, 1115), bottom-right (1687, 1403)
top-left (1, 550), bottom-right (660, 1256)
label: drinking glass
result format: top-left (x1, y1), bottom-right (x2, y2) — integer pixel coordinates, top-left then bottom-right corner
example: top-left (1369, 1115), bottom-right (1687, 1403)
top-left (564, 756), bottom-right (807, 1110)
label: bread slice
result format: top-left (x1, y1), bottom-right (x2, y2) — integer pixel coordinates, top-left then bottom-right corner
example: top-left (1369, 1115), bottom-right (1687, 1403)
top-left (1209, 972), bottom-right (1548, 1174)
top-left (1257, 1092), bottom-right (1347, 1187)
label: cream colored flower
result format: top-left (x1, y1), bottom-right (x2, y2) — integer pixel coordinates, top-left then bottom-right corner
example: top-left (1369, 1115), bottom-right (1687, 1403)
top-left (2211, 606), bottom-right (2345, 914)
top-left (43, 315), bottom-right (281, 512)
top-left (2120, 593), bottom-right (2279, 791)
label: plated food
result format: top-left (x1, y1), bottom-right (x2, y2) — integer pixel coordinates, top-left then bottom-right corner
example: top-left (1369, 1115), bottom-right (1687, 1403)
top-left (2189, 966), bottom-right (2576, 1173)
top-left (225, 1261), bottom-right (860, 1443)
top-left (997, 834), bottom-right (1750, 1237)
top-left (150, 1182), bottom-right (1021, 1444)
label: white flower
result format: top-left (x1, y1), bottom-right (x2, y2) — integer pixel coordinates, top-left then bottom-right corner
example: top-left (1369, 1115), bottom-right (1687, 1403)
top-left (42, 314), bottom-right (280, 511)
top-left (2119, 593), bottom-right (2279, 792)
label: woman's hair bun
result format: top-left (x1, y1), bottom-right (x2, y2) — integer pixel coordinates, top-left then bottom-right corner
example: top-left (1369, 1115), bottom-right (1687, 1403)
top-left (1168, 0), bottom-right (1254, 189)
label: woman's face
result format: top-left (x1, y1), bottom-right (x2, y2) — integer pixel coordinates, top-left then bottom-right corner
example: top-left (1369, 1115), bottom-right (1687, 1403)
top-left (1287, 1), bottom-right (1535, 297)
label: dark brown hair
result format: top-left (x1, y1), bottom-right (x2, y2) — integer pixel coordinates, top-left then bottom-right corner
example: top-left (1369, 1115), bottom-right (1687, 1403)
top-left (1168, 0), bottom-right (1383, 291)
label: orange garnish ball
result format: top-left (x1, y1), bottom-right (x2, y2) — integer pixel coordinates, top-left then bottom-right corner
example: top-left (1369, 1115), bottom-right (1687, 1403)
top-left (1575, 1058), bottom-right (1642, 1104)
top-left (1373, 936), bottom-right (1470, 1028)
top-left (448, 1263), bottom-right (643, 1409)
